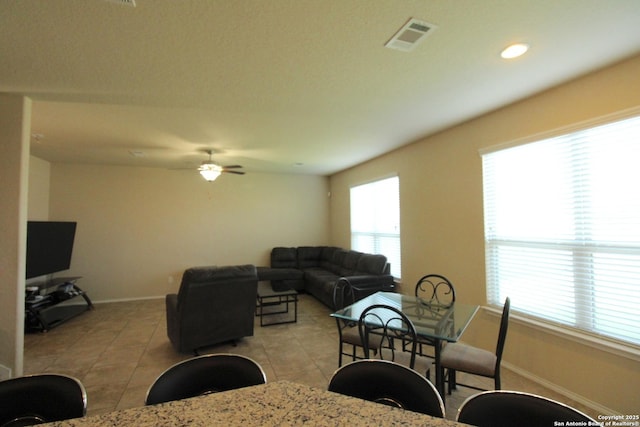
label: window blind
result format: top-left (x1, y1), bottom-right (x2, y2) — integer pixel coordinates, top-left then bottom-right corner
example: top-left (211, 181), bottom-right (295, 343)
top-left (483, 114), bottom-right (640, 347)
top-left (350, 176), bottom-right (401, 278)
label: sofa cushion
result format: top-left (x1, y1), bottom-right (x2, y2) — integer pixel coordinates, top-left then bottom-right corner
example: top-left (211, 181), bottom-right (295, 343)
top-left (304, 267), bottom-right (338, 281)
top-left (329, 250), bottom-right (347, 275)
top-left (178, 264), bottom-right (255, 303)
top-left (304, 267), bottom-right (340, 308)
top-left (256, 266), bottom-right (304, 281)
top-left (354, 254), bottom-right (388, 275)
top-left (271, 278), bottom-right (306, 292)
top-left (257, 266), bottom-right (305, 291)
top-left (297, 246), bottom-right (324, 269)
top-left (320, 246), bottom-right (339, 270)
top-left (271, 247), bottom-right (298, 269)
top-left (339, 250), bottom-right (363, 276)
top-left (177, 265), bottom-right (218, 308)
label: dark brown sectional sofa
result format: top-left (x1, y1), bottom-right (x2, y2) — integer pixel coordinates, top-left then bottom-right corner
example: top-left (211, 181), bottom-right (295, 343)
top-left (257, 246), bottom-right (395, 309)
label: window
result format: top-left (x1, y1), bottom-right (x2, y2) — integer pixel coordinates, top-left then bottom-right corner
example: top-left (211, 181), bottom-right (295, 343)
top-left (482, 114), bottom-right (640, 347)
top-left (350, 176), bottom-right (401, 278)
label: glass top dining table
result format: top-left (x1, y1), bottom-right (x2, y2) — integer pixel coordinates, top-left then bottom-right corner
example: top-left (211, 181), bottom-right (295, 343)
top-left (331, 291), bottom-right (479, 397)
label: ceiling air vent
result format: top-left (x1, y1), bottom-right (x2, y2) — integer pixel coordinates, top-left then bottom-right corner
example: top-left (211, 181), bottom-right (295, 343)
top-left (103, 0), bottom-right (136, 7)
top-left (385, 18), bottom-right (437, 52)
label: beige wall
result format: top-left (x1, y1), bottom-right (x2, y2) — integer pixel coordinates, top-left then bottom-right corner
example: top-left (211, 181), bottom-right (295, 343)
top-left (47, 164), bottom-right (330, 301)
top-left (0, 94), bottom-right (31, 377)
top-left (329, 54), bottom-right (640, 414)
top-left (27, 156), bottom-right (50, 220)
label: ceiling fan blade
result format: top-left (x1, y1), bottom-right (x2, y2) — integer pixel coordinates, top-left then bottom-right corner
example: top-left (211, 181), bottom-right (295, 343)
top-left (223, 170), bottom-right (245, 175)
top-left (222, 165), bottom-right (243, 169)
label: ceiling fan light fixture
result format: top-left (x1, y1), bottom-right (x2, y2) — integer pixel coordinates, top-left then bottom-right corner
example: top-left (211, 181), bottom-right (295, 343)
top-left (198, 163), bottom-right (222, 181)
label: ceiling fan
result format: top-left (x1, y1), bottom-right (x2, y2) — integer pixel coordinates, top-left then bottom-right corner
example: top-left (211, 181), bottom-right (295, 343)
top-left (198, 150), bottom-right (245, 181)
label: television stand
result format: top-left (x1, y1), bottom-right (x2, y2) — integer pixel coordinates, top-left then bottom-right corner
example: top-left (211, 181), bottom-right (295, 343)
top-left (25, 277), bottom-right (93, 332)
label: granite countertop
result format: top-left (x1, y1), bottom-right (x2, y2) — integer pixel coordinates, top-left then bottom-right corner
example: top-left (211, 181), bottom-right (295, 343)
top-left (44, 380), bottom-right (467, 426)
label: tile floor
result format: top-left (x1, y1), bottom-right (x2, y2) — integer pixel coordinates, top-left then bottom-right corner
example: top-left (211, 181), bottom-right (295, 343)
top-left (24, 293), bottom-right (598, 421)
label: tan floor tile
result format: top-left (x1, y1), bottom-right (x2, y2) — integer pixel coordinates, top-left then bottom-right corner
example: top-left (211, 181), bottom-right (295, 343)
top-left (23, 356), bottom-right (57, 375)
top-left (116, 383), bottom-right (150, 410)
top-left (45, 355), bottom-right (99, 378)
top-left (313, 353), bottom-right (340, 379)
top-left (95, 346), bottom-right (146, 366)
top-left (127, 365), bottom-right (165, 389)
top-left (83, 381), bottom-right (129, 416)
top-left (82, 360), bottom-right (137, 386)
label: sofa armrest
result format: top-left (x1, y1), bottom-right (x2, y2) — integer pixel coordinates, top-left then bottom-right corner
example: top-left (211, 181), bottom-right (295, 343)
top-left (166, 293), bottom-right (178, 313)
top-left (165, 293), bottom-right (180, 348)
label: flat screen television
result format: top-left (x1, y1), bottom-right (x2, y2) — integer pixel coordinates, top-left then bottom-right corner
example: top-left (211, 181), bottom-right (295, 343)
top-left (25, 221), bottom-right (77, 279)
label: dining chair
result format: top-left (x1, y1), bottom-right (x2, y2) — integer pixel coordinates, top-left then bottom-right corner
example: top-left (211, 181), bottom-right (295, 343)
top-left (0, 373), bottom-right (87, 426)
top-left (414, 274), bottom-right (456, 305)
top-left (145, 353), bottom-right (267, 405)
top-left (328, 359), bottom-right (445, 417)
top-left (333, 278), bottom-right (379, 366)
top-left (409, 274), bottom-right (456, 361)
top-left (441, 296), bottom-right (511, 397)
top-left (456, 390), bottom-right (597, 426)
top-left (358, 304), bottom-right (432, 379)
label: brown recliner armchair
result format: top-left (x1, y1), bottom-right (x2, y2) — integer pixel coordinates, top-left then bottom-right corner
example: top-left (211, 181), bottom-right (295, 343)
top-left (166, 264), bottom-right (258, 354)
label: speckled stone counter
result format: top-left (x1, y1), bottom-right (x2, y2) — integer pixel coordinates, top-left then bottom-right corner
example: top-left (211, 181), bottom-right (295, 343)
top-left (44, 380), bottom-right (468, 426)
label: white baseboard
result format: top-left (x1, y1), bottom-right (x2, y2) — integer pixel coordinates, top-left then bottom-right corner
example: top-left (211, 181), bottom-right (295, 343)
top-left (502, 361), bottom-right (617, 416)
top-left (0, 364), bottom-right (12, 381)
top-left (92, 295), bottom-right (165, 304)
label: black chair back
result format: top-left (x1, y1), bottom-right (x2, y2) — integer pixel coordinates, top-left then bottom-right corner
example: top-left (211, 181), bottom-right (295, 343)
top-left (414, 274), bottom-right (456, 306)
top-left (358, 304), bottom-right (418, 368)
top-left (328, 360), bottom-right (444, 418)
top-left (333, 277), bottom-right (356, 311)
top-left (145, 354), bottom-right (266, 405)
top-left (0, 374), bottom-right (86, 427)
top-left (457, 390), bottom-right (597, 426)
top-left (495, 296), bottom-right (511, 369)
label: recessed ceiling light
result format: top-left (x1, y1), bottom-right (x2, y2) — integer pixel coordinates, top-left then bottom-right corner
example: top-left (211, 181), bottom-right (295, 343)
top-left (500, 43), bottom-right (529, 59)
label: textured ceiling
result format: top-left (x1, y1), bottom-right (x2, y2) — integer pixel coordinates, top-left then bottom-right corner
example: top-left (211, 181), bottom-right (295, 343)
top-left (1, 0), bottom-right (640, 175)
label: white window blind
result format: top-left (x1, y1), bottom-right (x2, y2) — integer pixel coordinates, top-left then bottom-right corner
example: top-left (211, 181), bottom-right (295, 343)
top-left (483, 114), bottom-right (640, 347)
top-left (350, 176), bottom-right (401, 278)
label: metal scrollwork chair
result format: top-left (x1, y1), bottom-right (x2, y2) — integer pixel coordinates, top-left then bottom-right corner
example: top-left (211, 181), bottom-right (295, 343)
top-left (410, 274), bottom-right (457, 361)
top-left (0, 374), bottom-right (87, 427)
top-left (333, 278), bottom-right (379, 366)
top-left (145, 354), bottom-right (266, 405)
top-left (415, 274), bottom-right (456, 305)
top-left (442, 297), bottom-right (511, 399)
top-left (328, 359), bottom-right (445, 417)
top-left (457, 390), bottom-right (597, 427)
top-left (358, 304), bottom-right (432, 379)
